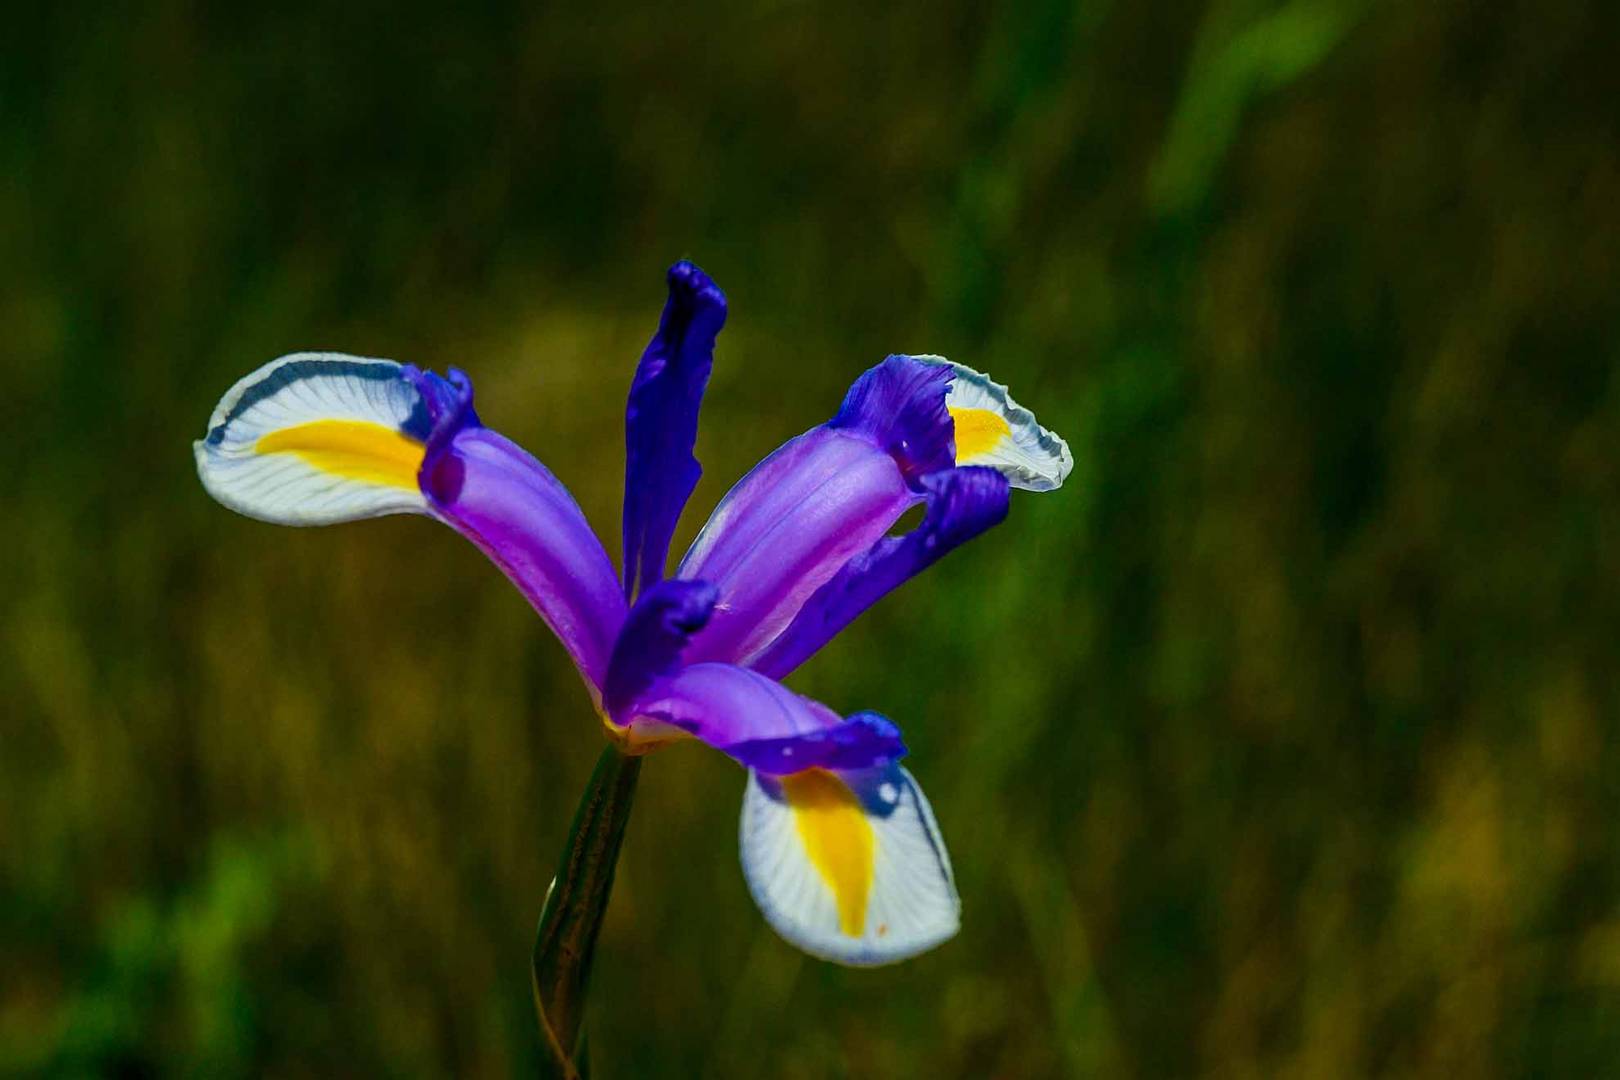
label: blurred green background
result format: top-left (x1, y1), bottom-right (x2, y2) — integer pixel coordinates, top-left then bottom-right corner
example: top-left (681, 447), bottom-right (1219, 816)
top-left (5, 0), bottom-right (1620, 1075)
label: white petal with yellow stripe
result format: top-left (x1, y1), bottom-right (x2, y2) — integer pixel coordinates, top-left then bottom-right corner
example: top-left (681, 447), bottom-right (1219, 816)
top-left (194, 352), bottom-right (432, 526)
top-left (920, 356), bottom-right (1071, 491)
top-left (740, 764), bottom-right (959, 966)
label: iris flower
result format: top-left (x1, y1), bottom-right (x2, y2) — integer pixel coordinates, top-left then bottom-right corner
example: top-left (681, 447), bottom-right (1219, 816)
top-left (194, 262), bottom-right (1069, 967)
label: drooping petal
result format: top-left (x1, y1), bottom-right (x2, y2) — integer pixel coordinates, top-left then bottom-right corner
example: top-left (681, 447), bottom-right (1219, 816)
top-left (621, 262), bottom-right (728, 600)
top-left (194, 352), bottom-right (438, 525)
top-left (740, 764), bottom-right (959, 966)
top-left (724, 712), bottom-right (905, 775)
top-left (415, 372), bottom-right (625, 693)
top-left (918, 357), bottom-right (1072, 491)
top-left (619, 661), bottom-right (906, 772)
top-left (196, 353), bottom-right (626, 696)
top-left (677, 356), bottom-right (956, 666)
top-left (751, 467), bottom-right (1011, 679)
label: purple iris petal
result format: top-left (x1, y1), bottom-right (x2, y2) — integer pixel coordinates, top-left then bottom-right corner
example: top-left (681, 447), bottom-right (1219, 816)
top-left (677, 428), bottom-right (919, 666)
top-left (622, 262), bottom-right (727, 600)
top-left (677, 356), bottom-right (957, 667)
top-left (603, 578), bottom-right (718, 719)
top-left (751, 467), bottom-right (1011, 679)
top-left (726, 712), bottom-right (906, 774)
top-left (828, 355), bottom-right (956, 484)
top-left (625, 662), bottom-right (907, 775)
top-left (402, 364), bottom-right (480, 446)
top-left (409, 369), bottom-right (626, 694)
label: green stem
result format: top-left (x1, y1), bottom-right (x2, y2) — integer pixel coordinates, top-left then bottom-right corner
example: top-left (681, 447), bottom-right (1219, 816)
top-left (532, 744), bottom-right (642, 1078)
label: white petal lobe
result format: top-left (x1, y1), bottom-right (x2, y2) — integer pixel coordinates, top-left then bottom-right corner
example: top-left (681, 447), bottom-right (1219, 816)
top-left (739, 764), bottom-right (960, 966)
top-left (194, 352), bottom-right (431, 526)
top-left (917, 355), bottom-right (1072, 491)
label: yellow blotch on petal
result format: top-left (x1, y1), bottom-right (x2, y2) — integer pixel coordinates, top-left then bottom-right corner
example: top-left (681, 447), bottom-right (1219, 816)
top-left (949, 406), bottom-right (1011, 463)
top-left (783, 769), bottom-right (876, 937)
top-left (255, 420), bottom-right (424, 489)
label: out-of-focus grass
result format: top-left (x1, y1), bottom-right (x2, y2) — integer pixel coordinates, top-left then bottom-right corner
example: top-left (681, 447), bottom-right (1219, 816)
top-left (4, 1), bottom-right (1620, 1075)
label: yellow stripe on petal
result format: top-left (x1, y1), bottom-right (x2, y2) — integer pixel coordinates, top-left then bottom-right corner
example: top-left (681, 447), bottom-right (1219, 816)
top-left (949, 406), bottom-right (1011, 463)
top-left (783, 769), bottom-right (875, 937)
top-left (740, 765), bottom-right (959, 965)
top-left (255, 419), bottom-right (425, 489)
top-left (922, 358), bottom-right (1071, 490)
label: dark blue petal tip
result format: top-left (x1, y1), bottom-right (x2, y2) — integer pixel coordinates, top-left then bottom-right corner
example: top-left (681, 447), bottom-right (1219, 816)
top-left (830, 356), bottom-right (956, 485)
top-left (401, 364), bottom-right (480, 452)
top-left (604, 578), bottom-right (721, 718)
top-left (727, 711), bottom-right (908, 775)
top-left (667, 260), bottom-right (728, 316)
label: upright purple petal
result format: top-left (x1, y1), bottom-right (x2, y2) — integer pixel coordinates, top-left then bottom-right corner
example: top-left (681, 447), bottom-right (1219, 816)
top-left (413, 370), bottom-right (626, 695)
top-left (622, 262), bottom-right (728, 600)
top-left (624, 662), bottom-right (907, 775)
top-left (677, 356), bottom-right (957, 666)
top-left (751, 467), bottom-right (1011, 679)
top-left (603, 578), bottom-right (718, 719)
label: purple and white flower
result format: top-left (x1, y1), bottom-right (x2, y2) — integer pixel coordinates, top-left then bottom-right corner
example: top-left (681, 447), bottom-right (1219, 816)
top-left (195, 262), bottom-right (1069, 965)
